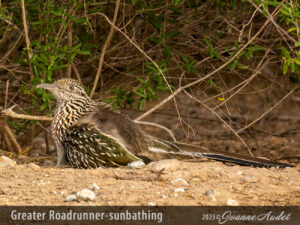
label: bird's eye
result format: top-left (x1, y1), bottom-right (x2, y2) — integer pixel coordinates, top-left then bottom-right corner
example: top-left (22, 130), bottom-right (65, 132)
top-left (69, 85), bottom-right (74, 90)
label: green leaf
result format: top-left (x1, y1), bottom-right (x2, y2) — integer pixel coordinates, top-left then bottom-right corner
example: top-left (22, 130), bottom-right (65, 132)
top-left (288, 27), bottom-right (297, 33)
top-left (290, 62), bottom-right (295, 72)
top-left (138, 99), bottom-right (146, 110)
top-left (203, 36), bottom-right (212, 47)
top-left (66, 13), bottom-right (76, 22)
top-left (75, 18), bottom-right (87, 24)
top-left (281, 47), bottom-right (291, 59)
top-left (163, 46), bottom-right (172, 57)
top-left (295, 42), bottom-right (300, 47)
top-left (146, 86), bottom-right (155, 96)
top-left (147, 37), bottom-right (161, 44)
top-left (49, 9), bottom-right (64, 16)
top-left (295, 59), bottom-right (300, 65)
top-left (133, 90), bottom-right (146, 98)
top-left (40, 101), bottom-right (49, 111)
top-left (51, 64), bottom-right (68, 71)
top-left (136, 77), bottom-right (146, 84)
top-left (174, 0), bottom-right (181, 6)
top-left (248, 46), bottom-right (265, 52)
top-left (179, 52), bottom-right (188, 62)
top-left (283, 62), bottom-right (289, 75)
top-left (78, 50), bottom-right (91, 55)
top-left (165, 30), bottom-right (181, 39)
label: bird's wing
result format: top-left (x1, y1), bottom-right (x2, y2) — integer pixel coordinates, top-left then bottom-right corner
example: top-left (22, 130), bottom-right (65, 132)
top-left (62, 122), bottom-right (141, 169)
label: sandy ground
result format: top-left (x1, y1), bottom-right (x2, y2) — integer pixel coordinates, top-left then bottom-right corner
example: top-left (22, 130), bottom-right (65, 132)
top-left (0, 157), bottom-right (299, 206)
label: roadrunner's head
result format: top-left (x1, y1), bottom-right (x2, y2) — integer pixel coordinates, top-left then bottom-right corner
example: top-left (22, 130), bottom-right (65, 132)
top-left (37, 78), bottom-right (89, 102)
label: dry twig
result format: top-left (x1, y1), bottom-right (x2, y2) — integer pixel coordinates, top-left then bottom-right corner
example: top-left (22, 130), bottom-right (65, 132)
top-left (184, 90), bottom-right (254, 157)
top-left (237, 86), bottom-right (298, 134)
top-left (90, 0), bottom-right (121, 97)
top-left (134, 120), bottom-right (176, 141)
top-left (20, 0), bottom-right (33, 79)
top-left (2, 106), bottom-right (53, 121)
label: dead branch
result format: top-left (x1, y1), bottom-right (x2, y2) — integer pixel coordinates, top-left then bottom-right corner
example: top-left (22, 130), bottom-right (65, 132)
top-left (2, 106), bottom-right (53, 121)
top-left (134, 120), bottom-right (176, 141)
top-left (237, 86), bottom-right (298, 134)
top-left (90, 0), bottom-right (121, 97)
top-left (20, 0), bottom-right (33, 79)
top-left (184, 90), bottom-right (254, 157)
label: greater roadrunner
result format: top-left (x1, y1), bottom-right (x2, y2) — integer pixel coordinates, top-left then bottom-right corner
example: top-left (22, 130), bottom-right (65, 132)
top-left (37, 78), bottom-right (291, 169)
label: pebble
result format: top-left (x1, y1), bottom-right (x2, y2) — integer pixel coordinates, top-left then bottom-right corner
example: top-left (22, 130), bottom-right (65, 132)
top-left (127, 161), bottom-right (145, 169)
top-left (171, 178), bottom-right (189, 186)
top-left (227, 199), bottom-right (239, 206)
top-left (236, 170), bottom-right (243, 175)
top-left (76, 189), bottom-right (95, 201)
top-left (174, 188), bottom-right (185, 193)
top-left (243, 176), bottom-right (255, 182)
top-left (91, 183), bottom-right (100, 191)
top-left (149, 159), bottom-right (181, 173)
top-left (148, 202), bottom-right (156, 206)
top-left (65, 195), bottom-right (77, 202)
top-left (204, 190), bottom-right (216, 201)
top-left (0, 156), bottom-right (16, 168)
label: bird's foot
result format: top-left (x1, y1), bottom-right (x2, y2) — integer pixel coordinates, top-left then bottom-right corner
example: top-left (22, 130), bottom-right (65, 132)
top-left (55, 164), bottom-right (72, 169)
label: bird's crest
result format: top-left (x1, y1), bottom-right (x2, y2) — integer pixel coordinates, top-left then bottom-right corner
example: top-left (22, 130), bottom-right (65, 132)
top-left (54, 78), bottom-right (83, 89)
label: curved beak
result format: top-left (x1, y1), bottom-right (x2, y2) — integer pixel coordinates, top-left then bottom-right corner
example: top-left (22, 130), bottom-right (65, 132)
top-left (36, 83), bottom-right (57, 91)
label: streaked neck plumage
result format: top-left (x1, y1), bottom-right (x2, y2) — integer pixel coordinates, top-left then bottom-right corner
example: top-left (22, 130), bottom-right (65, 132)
top-left (51, 95), bottom-right (98, 142)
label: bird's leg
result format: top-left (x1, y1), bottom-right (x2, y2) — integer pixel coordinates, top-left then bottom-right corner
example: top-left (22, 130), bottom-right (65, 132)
top-left (54, 141), bottom-right (68, 166)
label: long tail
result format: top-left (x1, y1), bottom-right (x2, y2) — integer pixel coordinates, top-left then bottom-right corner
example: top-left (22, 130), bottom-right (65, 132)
top-left (149, 139), bottom-right (292, 168)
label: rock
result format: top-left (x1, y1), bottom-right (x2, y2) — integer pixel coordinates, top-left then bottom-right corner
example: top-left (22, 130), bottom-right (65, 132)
top-left (76, 189), bottom-right (95, 201)
top-left (127, 161), bottom-right (145, 169)
top-left (65, 195), bottom-right (77, 202)
top-left (227, 199), bottom-right (239, 206)
top-left (171, 178), bottom-right (189, 186)
top-left (174, 188), bottom-right (185, 193)
top-left (90, 183), bottom-right (100, 191)
top-left (0, 156), bottom-right (16, 168)
top-left (243, 176), bottom-right (255, 182)
top-left (236, 170), bottom-right (243, 175)
top-left (149, 159), bottom-right (181, 173)
top-left (147, 202), bottom-right (156, 206)
top-left (204, 190), bottom-right (216, 201)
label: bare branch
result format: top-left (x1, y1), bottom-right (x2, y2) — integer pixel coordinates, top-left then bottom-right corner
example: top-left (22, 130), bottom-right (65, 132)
top-left (134, 120), bottom-right (176, 141)
top-left (90, 0), bottom-right (121, 98)
top-left (2, 106), bottom-right (52, 121)
top-left (184, 90), bottom-right (254, 157)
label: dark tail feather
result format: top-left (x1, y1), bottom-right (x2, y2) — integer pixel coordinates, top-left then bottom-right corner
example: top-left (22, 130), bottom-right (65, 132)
top-left (151, 139), bottom-right (293, 168)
